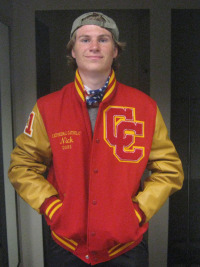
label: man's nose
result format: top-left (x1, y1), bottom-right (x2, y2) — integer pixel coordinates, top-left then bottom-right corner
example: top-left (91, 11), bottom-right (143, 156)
top-left (89, 40), bottom-right (99, 51)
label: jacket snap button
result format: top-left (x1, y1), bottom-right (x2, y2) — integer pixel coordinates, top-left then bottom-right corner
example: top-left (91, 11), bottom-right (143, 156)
top-left (94, 169), bottom-right (98, 173)
top-left (91, 232), bottom-right (96, 236)
top-left (96, 139), bottom-right (100, 143)
top-left (85, 255), bottom-right (89, 259)
top-left (92, 200), bottom-right (97, 205)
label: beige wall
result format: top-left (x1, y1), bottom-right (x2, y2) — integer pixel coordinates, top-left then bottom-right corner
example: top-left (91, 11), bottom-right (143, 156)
top-left (2, 0), bottom-right (200, 266)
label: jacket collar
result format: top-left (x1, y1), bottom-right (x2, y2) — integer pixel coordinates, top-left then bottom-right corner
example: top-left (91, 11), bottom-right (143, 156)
top-left (74, 69), bottom-right (117, 103)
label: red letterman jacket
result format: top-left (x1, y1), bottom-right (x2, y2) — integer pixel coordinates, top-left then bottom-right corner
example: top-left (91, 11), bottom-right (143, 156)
top-left (8, 70), bottom-right (184, 265)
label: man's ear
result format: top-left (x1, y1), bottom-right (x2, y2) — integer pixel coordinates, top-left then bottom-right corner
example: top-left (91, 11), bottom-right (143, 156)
top-left (72, 49), bottom-right (76, 59)
top-left (113, 46), bottom-right (118, 59)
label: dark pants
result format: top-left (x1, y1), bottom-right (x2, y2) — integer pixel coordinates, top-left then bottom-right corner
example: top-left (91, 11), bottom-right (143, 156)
top-left (46, 236), bottom-right (149, 267)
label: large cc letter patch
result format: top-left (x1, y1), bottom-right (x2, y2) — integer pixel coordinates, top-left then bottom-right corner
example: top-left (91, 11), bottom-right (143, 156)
top-left (104, 106), bottom-right (145, 163)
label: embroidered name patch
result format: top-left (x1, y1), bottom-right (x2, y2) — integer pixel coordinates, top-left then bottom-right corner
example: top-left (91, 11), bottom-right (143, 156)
top-left (103, 106), bottom-right (145, 163)
top-left (52, 130), bottom-right (81, 150)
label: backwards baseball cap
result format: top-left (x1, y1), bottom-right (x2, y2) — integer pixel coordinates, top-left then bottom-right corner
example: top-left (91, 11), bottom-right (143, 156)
top-left (70, 12), bottom-right (119, 41)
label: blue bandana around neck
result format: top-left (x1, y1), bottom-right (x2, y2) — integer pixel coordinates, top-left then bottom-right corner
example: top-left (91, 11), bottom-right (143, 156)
top-left (84, 76), bottom-right (110, 106)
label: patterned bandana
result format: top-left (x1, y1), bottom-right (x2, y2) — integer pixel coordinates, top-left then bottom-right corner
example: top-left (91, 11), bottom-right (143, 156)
top-left (84, 76), bottom-right (110, 106)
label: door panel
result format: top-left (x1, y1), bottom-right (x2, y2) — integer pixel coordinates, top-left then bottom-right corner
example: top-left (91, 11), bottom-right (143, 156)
top-left (169, 10), bottom-right (200, 266)
top-left (0, 22), bottom-right (19, 267)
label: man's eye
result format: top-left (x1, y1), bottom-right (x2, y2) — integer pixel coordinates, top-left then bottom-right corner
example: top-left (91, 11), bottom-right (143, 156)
top-left (99, 38), bottom-right (108, 43)
top-left (81, 39), bottom-right (89, 43)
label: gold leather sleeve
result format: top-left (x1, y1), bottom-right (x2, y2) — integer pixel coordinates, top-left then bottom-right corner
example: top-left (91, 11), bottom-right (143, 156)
top-left (8, 104), bottom-right (58, 213)
top-left (133, 106), bottom-right (184, 222)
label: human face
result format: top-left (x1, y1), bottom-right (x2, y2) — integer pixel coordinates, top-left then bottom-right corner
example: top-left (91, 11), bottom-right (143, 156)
top-left (72, 25), bottom-right (118, 76)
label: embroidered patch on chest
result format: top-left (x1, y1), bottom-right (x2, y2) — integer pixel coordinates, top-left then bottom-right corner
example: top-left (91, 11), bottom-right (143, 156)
top-left (51, 130), bottom-right (81, 151)
top-left (103, 106), bottom-right (145, 163)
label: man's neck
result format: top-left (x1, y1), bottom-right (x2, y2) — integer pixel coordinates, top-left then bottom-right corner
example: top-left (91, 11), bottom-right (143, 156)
top-left (78, 69), bottom-right (111, 90)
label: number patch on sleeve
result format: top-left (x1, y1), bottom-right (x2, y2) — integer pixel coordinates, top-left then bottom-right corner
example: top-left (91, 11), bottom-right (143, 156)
top-left (24, 111), bottom-right (35, 137)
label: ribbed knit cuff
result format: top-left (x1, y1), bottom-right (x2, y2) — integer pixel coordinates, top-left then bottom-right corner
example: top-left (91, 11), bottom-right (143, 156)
top-left (40, 196), bottom-right (62, 221)
top-left (133, 202), bottom-right (146, 225)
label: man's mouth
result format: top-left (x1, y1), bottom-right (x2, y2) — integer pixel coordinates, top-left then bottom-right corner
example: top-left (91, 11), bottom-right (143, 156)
top-left (86, 55), bottom-right (103, 60)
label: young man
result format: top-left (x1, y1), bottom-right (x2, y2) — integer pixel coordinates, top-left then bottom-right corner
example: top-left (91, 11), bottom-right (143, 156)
top-left (8, 12), bottom-right (184, 266)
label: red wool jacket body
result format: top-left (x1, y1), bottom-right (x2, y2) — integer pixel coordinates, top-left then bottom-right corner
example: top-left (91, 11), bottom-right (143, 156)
top-left (8, 71), bottom-right (184, 265)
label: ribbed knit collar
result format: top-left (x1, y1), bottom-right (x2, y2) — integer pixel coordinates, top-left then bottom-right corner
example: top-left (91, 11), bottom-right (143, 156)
top-left (74, 69), bottom-right (117, 104)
